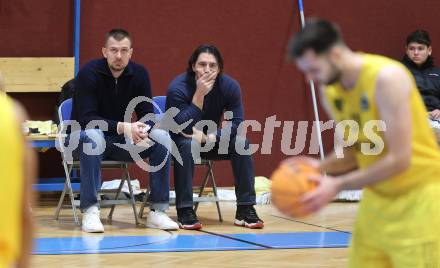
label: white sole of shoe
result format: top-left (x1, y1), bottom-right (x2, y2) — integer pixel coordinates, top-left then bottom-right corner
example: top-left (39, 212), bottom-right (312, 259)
top-left (82, 227), bottom-right (104, 233)
top-left (146, 222), bottom-right (178, 231)
top-left (178, 222), bottom-right (203, 230)
top-left (234, 219), bottom-right (264, 229)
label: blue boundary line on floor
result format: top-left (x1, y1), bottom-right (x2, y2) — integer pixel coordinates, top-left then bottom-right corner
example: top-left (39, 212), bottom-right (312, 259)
top-left (33, 232), bottom-right (351, 255)
top-left (228, 232), bottom-right (350, 249)
top-left (34, 233), bottom-right (260, 255)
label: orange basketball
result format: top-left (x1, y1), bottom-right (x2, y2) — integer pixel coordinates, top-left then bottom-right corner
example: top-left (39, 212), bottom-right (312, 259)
top-left (270, 162), bottom-right (320, 218)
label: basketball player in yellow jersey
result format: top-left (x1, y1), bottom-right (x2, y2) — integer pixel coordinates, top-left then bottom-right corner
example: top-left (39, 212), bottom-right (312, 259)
top-left (287, 19), bottom-right (440, 267)
top-left (0, 72), bottom-right (36, 268)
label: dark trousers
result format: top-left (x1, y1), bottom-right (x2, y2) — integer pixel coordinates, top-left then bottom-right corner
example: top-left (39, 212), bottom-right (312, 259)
top-left (173, 134), bottom-right (256, 209)
top-left (69, 129), bottom-right (171, 211)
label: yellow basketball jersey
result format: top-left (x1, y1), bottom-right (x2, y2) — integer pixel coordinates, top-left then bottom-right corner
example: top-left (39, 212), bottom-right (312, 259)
top-left (325, 53), bottom-right (440, 196)
top-left (0, 94), bottom-right (24, 267)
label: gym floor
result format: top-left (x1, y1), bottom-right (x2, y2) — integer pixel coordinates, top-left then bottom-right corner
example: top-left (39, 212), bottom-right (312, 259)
top-left (31, 201), bottom-right (357, 267)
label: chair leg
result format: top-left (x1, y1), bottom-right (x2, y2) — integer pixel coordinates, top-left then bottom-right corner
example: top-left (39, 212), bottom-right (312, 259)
top-left (107, 166), bottom-right (126, 221)
top-left (124, 165), bottom-right (140, 226)
top-left (54, 181), bottom-right (67, 220)
top-left (62, 162), bottom-right (79, 225)
top-left (208, 161), bottom-right (223, 222)
top-left (138, 190), bottom-right (149, 219)
top-left (194, 164), bottom-right (211, 213)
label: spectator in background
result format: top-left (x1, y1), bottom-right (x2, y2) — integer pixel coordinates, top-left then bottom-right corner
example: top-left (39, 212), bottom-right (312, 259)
top-left (71, 29), bottom-right (178, 233)
top-left (402, 30), bottom-right (440, 139)
top-left (166, 44), bottom-right (264, 230)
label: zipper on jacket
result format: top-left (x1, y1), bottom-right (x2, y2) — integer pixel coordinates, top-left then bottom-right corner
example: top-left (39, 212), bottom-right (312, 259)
top-left (115, 78), bottom-right (118, 95)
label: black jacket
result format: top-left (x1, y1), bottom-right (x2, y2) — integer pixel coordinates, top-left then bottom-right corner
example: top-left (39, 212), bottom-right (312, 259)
top-left (402, 55), bottom-right (440, 111)
top-left (71, 58), bottom-right (154, 136)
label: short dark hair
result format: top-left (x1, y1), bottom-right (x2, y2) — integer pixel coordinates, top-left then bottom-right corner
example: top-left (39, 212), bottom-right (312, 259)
top-left (406, 30), bottom-right (431, 47)
top-left (105, 28), bottom-right (132, 46)
top-left (289, 18), bottom-right (343, 58)
top-left (187, 44), bottom-right (224, 76)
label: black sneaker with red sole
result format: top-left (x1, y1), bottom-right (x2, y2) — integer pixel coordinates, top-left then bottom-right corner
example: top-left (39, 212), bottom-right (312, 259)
top-left (234, 205), bottom-right (264, 229)
top-left (177, 207), bottom-right (202, 230)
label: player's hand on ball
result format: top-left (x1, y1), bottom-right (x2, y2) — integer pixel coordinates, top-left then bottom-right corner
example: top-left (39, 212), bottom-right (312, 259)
top-left (271, 159), bottom-right (321, 218)
top-left (299, 174), bottom-right (342, 214)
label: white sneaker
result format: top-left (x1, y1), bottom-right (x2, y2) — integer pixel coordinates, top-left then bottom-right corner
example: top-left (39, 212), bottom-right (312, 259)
top-left (146, 210), bottom-right (179, 230)
top-left (82, 205), bottom-right (104, 233)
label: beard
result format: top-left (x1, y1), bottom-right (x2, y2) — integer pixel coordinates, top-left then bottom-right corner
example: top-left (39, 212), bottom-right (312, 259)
top-left (323, 60), bottom-right (342, 85)
top-left (324, 69), bottom-right (342, 85)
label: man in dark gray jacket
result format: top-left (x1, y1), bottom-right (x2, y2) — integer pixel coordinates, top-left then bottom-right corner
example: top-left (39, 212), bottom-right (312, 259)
top-left (402, 30), bottom-right (440, 139)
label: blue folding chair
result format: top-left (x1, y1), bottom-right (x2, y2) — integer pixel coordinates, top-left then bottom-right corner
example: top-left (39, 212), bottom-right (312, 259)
top-left (55, 98), bottom-right (140, 226)
top-left (138, 96), bottom-right (223, 221)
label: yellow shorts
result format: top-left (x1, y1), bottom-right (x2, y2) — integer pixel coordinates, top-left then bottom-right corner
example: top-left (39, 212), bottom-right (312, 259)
top-left (349, 182), bottom-right (440, 268)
